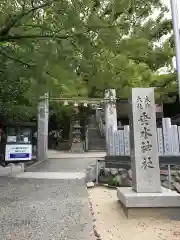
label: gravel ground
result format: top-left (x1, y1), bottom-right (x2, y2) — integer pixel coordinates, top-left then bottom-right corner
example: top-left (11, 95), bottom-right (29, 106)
top-left (88, 186), bottom-right (180, 240)
top-left (0, 177), bottom-right (95, 240)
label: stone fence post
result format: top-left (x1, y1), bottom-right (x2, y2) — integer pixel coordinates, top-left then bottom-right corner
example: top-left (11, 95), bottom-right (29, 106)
top-left (104, 89), bottom-right (117, 154)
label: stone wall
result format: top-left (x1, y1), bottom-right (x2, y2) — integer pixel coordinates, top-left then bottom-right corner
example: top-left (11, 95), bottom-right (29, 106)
top-left (98, 167), bottom-right (180, 193)
top-left (85, 164), bottom-right (180, 193)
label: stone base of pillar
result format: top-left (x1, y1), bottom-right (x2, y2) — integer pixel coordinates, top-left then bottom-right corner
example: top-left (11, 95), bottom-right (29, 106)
top-left (71, 142), bottom-right (84, 153)
top-left (117, 187), bottom-right (180, 219)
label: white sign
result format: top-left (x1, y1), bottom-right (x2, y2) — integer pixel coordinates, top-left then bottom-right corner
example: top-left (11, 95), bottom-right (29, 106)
top-left (5, 144), bottom-right (32, 161)
top-left (24, 137), bottom-right (29, 143)
top-left (7, 136), bottom-right (16, 143)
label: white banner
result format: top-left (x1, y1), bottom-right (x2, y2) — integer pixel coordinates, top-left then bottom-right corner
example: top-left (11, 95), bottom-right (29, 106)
top-left (5, 144), bottom-right (32, 161)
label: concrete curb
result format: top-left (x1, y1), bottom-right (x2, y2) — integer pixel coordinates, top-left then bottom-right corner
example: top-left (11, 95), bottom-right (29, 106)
top-left (25, 159), bottom-right (45, 170)
top-left (0, 163), bottom-right (24, 177)
top-left (48, 157), bottom-right (105, 160)
top-left (0, 159), bottom-right (45, 177)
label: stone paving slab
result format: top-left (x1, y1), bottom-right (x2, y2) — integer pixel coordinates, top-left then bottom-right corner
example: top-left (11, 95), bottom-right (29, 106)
top-left (28, 158), bottom-right (97, 173)
top-left (0, 177), bottom-right (95, 240)
top-left (0, 163), bottom-right (24, 177)
top-left (48, 150), bottom-right (106, 159)
top-left (15, 171), bottom-right (85, 179)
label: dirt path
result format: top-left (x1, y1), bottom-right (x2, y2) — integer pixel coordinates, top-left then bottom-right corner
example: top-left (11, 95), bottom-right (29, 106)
top-left (88, 187), bottom-right (180, 240)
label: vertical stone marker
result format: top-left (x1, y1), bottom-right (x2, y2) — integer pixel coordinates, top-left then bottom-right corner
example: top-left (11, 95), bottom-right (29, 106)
top-left (124, 125), bottom-right (130, 156)
top-left (171, 125), bottom-right (180, 155)
top-left (157, 128), bottom-right (164, 156)
top-left (104, 89), bottom-right (117, 132)
top-left (130, 88), bottom-right (161, 193)
top-left (104, 89), bottom-right (117, 155)
top-left (162, 118), bottom-right (172, 155)
top-left (117, 88), bottom-right (180, 217)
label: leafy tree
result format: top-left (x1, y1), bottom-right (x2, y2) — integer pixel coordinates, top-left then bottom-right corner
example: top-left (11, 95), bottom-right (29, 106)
top-left (0, 0), bottom-right (175, 121)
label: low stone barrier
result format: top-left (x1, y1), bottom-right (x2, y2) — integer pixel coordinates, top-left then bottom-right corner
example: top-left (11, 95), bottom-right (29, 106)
top-left (0, 163), bottom-right (24, 176)
top-left (85, 162), bottom-right (180, 193)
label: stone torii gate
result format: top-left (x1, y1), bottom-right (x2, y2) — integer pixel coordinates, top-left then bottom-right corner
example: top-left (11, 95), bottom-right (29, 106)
top-left (36, 91), bottom-right (117, 161)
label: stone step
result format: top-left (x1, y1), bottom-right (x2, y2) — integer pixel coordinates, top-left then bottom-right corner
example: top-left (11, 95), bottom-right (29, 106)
top-left (87, 117), bottom-right (106, 151)
top-left (88, 142), bottom-right (105, 147)
top-left (88, 148), bottom-right (106, 151)
top-left (88, 138), bottom-right (106, 143)
top-left (88, 143), bottom-right (106, 150)
top-left (89, 130), bottom-right (104, 134)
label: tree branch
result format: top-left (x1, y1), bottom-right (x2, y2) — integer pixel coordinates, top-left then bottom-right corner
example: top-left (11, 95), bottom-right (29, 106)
top-left (21, 0), bottom-right (27, 11)
top-left (0, 49), bottom-right (34, 67)
top-left (0, 0), bottom-right (59, 36)
top-left (0, 33), bottom-right (78, 42)
top-left (19, 23), bottom-right (64, 35)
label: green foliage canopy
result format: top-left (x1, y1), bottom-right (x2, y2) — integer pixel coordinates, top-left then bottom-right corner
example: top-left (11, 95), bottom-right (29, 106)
top-left (0, 0), bottom-right (176, 120)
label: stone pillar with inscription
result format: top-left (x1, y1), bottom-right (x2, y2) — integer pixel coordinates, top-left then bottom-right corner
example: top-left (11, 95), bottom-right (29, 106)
top-left (124, 125), bottom-right (130, 156)
top-left (171, 125), bottom-right (180, 155)
top-left (104, 89), bottom-right (117, 155)
top-left (162, 118), bottom-right (172, 155)
top-left (129, 88), bottom-right (161, 193)
top-left (157, 128), bottom-right (164, 156)
top-left (37, 93), bottom-right (49, 161)
top-left (119, 130), bottom-right (125, 155)
top-left (117, 88), bottom-right (180, 216)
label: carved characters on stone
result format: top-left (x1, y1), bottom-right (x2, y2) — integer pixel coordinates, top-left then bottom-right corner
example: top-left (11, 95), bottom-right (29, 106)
top-left (141, 156), bottom-right (154, 169)
top-left (136, 95), bottom-right (155, 169)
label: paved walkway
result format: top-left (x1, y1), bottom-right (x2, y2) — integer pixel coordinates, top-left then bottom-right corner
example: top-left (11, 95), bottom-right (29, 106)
top-left (48, 150), bottom-right (106, 159)
top-left (27, 157), bottom-right (97, 173)
top-left (0, 154), bottom-right (98, 240)
top-left (15, 171), bottom-right (85, 179)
